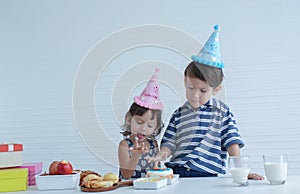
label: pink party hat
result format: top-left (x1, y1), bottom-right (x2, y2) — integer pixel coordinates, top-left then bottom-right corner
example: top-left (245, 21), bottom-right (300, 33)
top-left (191, 25), bottom-right (224, 69)
top-left (134, 68), bottom-right (163, 110)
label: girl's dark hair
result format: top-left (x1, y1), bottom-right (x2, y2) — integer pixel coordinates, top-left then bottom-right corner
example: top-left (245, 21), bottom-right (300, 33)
top-left (184, 61), bottom-right (224, 88)
top-left (120, 102), bottom-right (164, 140)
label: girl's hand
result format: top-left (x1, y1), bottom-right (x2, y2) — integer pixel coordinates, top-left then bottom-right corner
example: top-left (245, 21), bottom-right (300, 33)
top-left (129, 137), bottom-right (148, 155)
top-left (248, 173), bottom-right (264, 180)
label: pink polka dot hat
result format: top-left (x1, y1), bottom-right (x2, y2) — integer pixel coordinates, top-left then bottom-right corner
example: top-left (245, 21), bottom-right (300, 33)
top-left (134, 68), bottom-right (164, 110)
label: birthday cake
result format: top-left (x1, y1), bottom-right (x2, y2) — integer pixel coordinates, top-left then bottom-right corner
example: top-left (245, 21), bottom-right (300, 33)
top-left (146, 168), bottom-right (173, 179)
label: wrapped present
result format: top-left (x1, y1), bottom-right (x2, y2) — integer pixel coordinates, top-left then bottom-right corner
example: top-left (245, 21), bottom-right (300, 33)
top-left (0, 168), bottom-right (28, 192)
top-left (0, 143), bottom-right (23, 168)
top-left (0, 143), bottom-right (23, 152)
top-left (18, 162), bottom-right (43, 186)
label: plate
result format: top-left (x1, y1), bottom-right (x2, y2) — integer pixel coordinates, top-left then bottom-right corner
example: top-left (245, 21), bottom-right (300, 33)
top-left (80, 180), bottom-right (133, 192)
top-left (168, 174), bottom-right (179, 185)
top-left (133, 177), bottom-right (167, 190)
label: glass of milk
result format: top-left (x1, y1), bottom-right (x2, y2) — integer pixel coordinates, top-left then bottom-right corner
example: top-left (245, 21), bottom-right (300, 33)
top-left (228, 155), bottom-right (250, 186)
top-left (263, 154), bottom-right (288, 185)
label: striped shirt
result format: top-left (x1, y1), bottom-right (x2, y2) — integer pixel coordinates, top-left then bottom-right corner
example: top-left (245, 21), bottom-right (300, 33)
top-left (162, 98), bottom-right (244, 175)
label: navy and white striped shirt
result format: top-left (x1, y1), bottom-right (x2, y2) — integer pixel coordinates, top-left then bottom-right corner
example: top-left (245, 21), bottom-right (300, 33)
top-left (162, 98), bottom-right (244, 175)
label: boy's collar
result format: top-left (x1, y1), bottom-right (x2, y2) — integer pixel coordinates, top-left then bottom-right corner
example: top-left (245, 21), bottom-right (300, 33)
top-left (183, 97), bottom-right (220, 110)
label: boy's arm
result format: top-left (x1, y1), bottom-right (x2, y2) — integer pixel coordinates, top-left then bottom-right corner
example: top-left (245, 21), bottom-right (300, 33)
top-left (227, 143), bottom-right (240, 156)
top-left (227, 143), bottom-right (264, 180)
top-left (147, 110), bottom-right (178, 164)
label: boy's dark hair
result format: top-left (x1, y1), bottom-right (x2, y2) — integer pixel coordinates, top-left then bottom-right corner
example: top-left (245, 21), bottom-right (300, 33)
top-left (184, 61), bottom-right (224, 88)
top-left (121, 102), bottom-right (163, 140)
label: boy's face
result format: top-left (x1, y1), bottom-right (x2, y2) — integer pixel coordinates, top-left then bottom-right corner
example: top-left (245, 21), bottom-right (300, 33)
top-left (184, 76), bottom-right (213, 109)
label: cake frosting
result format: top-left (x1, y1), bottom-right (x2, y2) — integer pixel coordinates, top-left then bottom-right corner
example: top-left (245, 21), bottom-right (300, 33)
top-left (146, 168), bottom-right (173, 179)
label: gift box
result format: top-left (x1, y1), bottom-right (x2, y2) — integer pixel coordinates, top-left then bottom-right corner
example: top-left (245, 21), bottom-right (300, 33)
top-left (0, 143), bottom-right (23, 168)
top-left (18, 162), bottom-right (43, 186)
top-left (0, 168), bottom-right (28, 192)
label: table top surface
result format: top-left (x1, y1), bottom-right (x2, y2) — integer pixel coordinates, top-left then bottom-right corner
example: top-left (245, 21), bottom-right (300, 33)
top-left (4, 175), bottom-right (300, 194)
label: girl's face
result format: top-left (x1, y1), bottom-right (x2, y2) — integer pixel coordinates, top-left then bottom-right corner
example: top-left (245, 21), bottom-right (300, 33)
top-left (184, 76), bottom-right (214, 109)
top-left (128, 110), bottom-right (158, 142)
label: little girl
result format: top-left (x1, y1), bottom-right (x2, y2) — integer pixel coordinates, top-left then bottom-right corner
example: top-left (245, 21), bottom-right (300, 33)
top-left (118, 68), bottom-right (164, 179)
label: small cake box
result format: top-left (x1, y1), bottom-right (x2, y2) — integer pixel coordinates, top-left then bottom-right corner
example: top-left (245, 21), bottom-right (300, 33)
top-left (0, 143), bottom-right (23, 168)
top-left (0, 168), bottom-right (28, 192)
top-left (18, 162), bottom-right (43, 186)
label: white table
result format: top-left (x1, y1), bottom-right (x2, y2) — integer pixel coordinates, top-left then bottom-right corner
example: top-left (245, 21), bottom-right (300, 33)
top-left (5, 175), bottom-right (300, 194)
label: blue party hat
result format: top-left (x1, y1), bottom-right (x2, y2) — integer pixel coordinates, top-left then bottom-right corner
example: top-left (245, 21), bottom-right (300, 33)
top-left (191, 25), bottom-right (224, 69)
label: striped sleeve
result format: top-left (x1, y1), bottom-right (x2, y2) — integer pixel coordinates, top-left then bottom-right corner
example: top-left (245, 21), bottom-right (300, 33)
top-left (220, 108), bottom-right (244, 149)
top-left (161, 110), bottom-right (178, 153)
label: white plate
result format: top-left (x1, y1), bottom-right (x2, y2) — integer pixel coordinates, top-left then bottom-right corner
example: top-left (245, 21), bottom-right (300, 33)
top-left (133, 177), bottom-right (167, 190)
top-left (167, 174), bottom-right (179, 185)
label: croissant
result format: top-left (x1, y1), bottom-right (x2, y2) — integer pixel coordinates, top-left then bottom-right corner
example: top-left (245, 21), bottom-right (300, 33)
top-left (81, 174), bottom-right (103, 188)
top-left (80, 170), bottom-right (101, 185)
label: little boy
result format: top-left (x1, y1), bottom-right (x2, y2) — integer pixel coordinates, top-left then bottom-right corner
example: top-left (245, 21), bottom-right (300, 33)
top-left (149, 25), bottom-right (263, 179)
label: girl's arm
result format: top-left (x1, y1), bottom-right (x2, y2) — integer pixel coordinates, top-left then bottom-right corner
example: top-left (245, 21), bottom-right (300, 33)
top-left (118, 139), bottom-right (144, 179)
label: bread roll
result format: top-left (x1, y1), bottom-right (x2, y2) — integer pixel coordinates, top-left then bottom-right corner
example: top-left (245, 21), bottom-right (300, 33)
top-left (103, 172), bottom-right (119, 184)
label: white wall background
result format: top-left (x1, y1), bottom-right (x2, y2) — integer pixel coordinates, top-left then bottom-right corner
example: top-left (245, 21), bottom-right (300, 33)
top-left (0, 0), bottom-right (299, 176)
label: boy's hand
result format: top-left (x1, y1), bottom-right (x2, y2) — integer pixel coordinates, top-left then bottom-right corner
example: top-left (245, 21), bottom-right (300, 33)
top-left (146, 151), bottom-right (168, 163)
top-left (248, 173), bottom-right (264, 180)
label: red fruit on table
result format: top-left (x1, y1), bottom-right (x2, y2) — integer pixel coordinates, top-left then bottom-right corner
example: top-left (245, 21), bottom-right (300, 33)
top-left (57, 160), bottom-right (73, 175)
top-left (49, 161), bottom-right (60, 175)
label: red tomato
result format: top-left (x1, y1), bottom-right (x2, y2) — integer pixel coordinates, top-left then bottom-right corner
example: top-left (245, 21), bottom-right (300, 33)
top-left (57, 160), bottom-right (73, 175)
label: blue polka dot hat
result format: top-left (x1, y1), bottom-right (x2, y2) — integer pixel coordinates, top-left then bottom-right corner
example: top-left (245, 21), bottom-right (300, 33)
top-left (191, 25), bottom-right (224, 69)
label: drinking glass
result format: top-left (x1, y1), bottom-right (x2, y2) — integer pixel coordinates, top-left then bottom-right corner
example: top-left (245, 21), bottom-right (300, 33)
top-left (263, 154), bottom-right (288, 185)
top-left (228, 155), bottom-right (250, 186)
